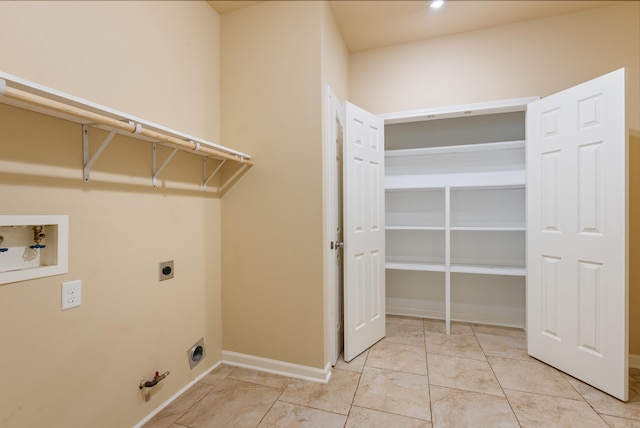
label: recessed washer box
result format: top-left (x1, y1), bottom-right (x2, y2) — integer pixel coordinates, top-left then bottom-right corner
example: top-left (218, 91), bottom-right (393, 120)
top-left (0, 215), bottom-right (69, 285)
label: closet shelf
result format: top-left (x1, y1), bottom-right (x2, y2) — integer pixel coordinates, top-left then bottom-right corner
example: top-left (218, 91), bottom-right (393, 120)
top-left (451, 264), bottom-right (526, 277)
top-left (385, 259), bottom-right (526, 276)
top-left (386, 260), bottom-right (446, 272)
top-left (386, 225), bottom-right (524, 231)
top-left (450, 226), bottom-right (525, 231)
top-left (385, 171), bottom-right (525, 190)
top-left (386, 225), bottom-right (445, 231)
top-left (0, 71), bottom-right (252, 193)
top-left (385, 140), bottom-right (525, 158)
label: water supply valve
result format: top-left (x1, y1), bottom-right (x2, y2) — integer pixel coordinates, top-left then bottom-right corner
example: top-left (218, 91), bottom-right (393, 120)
top-left (29, 226), bottom-right (46, 249)
top-left (139, 370), bottom-right (170, 401)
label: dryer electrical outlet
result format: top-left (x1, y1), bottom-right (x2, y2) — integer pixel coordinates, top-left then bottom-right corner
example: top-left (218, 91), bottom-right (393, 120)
top-left (159, 261), bottom-right (174, 281)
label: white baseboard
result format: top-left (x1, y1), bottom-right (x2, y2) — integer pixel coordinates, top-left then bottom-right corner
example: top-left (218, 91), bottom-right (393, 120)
top-left (630, 354), bottom-right (640, 369)
top-left (134, 352), bottom-right (331, 427)
top-left (133, 361), bottom-right (221, 428)
top-left (386, 304), bottom-right (524, 329)
top-left (222, 350), bottom-right (332, 384)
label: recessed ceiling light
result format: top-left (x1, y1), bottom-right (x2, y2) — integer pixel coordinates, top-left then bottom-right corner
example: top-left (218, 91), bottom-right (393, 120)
top-left (430, 0), bottom-right (445, 9)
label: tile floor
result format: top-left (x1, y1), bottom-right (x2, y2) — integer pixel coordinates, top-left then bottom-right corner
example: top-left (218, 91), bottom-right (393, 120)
top-left (144, 316), bottom-right (640, 427)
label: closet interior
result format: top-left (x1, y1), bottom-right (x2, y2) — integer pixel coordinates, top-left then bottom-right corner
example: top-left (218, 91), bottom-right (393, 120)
top-left (383, 104), bottom-right (529, 333)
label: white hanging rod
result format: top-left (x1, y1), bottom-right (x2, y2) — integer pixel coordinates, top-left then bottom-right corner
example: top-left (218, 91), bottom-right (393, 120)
top-left (0, 72), bottom-right (253, 166)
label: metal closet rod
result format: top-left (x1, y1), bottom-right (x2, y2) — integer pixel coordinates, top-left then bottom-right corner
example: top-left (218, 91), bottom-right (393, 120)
top-left (0, 79), bottom-right (253, 166)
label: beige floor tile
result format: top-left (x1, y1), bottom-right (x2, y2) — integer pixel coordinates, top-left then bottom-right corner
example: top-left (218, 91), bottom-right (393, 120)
top-left (430, 385), bottom-right (519, 428)
top-left (424, 319), bottom-right (474, 335)
top-left (471, 324), bottom-right (526, 338)
top-left (228, 367), bottom-right (290, 390)
top-left (488, 357), bottom-right (582, 400)
top-left (198, 364), bottom-right (235, 386)
top-left (143, 381), bottom-right (214, 428)
top-left (346, 406), bottom-right (432, 427)
top-left (427, 353), bottom-right (503, 397)
top-left (425, 331), bottom-right (486, 361)
top-left (505, 389), bottom-right (608, 427)
top-left (475, 332), bottom-right (530, 361)
top-left (177, 378), bottom-right (281, 428)
top-left (335, 349), bottom-right (369, 373)
top-left (564, 375), bottom-right (640, 420)
top-left (354, 366), bottom-right (431, 421)
top-left (258, 401), bottom-right (347, 427)
top-left (278, 368), bottom-right (360, 415)
top-left (169, 424), bottom-right (188, 428)
top-left (599, 414), bottom-right (640, 427)
top-left (366, 341), bottom-right (427, 375)
top-left (383, 316), bottom-right (425, 347)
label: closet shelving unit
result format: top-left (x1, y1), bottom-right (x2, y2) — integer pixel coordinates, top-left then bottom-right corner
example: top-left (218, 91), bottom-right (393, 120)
top-left (383, 99), bottom-right (534, 333)
top-left (0, 71), bottom-right (252, 193)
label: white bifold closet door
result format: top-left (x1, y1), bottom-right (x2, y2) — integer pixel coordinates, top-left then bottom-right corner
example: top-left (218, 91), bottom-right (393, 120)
top-left (343, 102), bottom-right (386, 362)
top-left (527, 68), bottom-right (627, 400)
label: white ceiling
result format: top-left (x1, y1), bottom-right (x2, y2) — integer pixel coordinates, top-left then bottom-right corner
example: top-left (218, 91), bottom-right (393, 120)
top-left (208, 0), bottom-right (627, 52)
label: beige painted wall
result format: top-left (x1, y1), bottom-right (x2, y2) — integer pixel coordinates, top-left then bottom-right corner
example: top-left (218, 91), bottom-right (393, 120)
top-left (349, 2), bottom-right (640, 352)
top-left (0, 2), bottom-right (223, 427)
top-left (0, 1), bottom-right (221, 140)
top-left (220, 1), bottom-right (326, 368)
top-left (321, 1), bottom-right (350, 103)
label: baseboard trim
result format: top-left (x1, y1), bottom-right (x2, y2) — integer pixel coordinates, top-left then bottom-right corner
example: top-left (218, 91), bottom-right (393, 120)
top-left (386, 305), bottom-right (524, 329)
top-left (133, 361), bottom-right (221, 428)
top-left (222, 350), bottom-right (331, 384)
top-left (630, 354), bottom-right (640, 369)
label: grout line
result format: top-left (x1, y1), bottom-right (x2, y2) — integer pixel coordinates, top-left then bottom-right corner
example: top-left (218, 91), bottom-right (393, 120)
top-left (179, 368), bottom-right (228, 427)
top-left (477, 329), bottom-right (523, 427)
top-left (424, 322), bottom-right (435, 425)
top-left (254, 375), bottom-right (290, 428)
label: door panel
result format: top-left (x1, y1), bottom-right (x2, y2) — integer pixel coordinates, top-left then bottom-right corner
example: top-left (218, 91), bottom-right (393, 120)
top-left (326, 87), bottom-right (345, 366)
top-left (527, 68), bottom-right (627, 400)
top-left (344, 102), bottom-right (385, 362)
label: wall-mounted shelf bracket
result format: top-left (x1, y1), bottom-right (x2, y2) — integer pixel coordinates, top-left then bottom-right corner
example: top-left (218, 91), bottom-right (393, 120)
top-left (203, 159), bottom-right (226, 192)
top-left (220, 163), bottom-right (250, 194)
top-left (83, 125), bottom-right (116, 182)
top-left (152, 143), bottom-right (180, 188)
top-left (83, 121), bottom-right (142, 182)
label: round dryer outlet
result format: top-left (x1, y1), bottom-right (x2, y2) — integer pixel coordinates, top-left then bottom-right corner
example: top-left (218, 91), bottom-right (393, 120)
top-left (187, 338), bottom-right (206, 369)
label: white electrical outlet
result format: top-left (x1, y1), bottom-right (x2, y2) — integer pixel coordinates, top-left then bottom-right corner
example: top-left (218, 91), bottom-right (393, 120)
top-left (62, 280), bottom-right (82, 310)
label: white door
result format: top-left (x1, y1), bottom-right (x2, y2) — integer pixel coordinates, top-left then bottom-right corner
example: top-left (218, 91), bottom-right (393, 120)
top-left (343, 102), bottom-right (386, 362)
top-left (326, 86), bottom-right (345, 366)
top-left (527, 68), bottom-right (627, 400)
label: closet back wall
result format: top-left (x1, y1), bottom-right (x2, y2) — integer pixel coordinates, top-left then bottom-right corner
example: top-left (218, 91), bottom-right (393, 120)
top-left (349, 1), bottom-right (640, 354)
top-left (0, 2), bottom-right (222, 427)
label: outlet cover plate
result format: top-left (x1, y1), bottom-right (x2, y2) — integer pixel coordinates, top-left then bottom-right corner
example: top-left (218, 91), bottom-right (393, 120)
top-left (62, 280), bottom-right (81, 310)
top-left (159, 261), bottom-right (174, 281)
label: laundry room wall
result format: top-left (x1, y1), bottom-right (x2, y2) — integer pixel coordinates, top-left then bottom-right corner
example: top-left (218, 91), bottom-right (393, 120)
top-left (0, 2), bottom-right (225, 427)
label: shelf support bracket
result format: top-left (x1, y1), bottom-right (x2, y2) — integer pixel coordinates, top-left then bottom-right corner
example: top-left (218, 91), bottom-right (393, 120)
top-left (220, 163), bottom-right (249, 194)
top-left (203, 159), bottom-right (226, 192)
top-left (83, 125), bottom-right (117, 182)
top-left (152, 143), bottom-right (179, 188)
